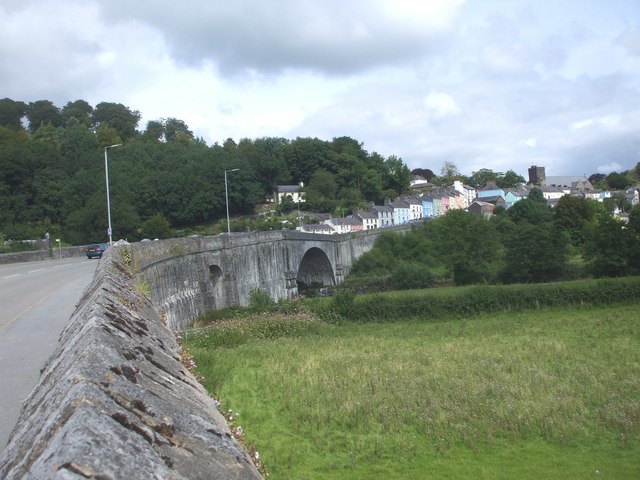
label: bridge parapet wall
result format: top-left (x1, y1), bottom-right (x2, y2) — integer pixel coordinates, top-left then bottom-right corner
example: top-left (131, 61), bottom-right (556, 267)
top-left (0, 246), bottom-right (262, 479)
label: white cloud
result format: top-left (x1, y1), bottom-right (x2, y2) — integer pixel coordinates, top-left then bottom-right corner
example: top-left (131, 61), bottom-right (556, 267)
top-left (1, 0), bottom-right (639, 179)
top-left (423, 91), bottom-right (460, 119)
top-left (597, 162), bottom-right (623, 174)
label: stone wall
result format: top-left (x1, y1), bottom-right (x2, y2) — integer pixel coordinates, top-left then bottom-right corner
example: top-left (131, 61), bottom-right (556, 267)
top-left (130, 229), bottom-right (390, 331)
top-left (0, 246), bottom-right (88, 265)
top-left (0, 247), bottom-right (263, 479)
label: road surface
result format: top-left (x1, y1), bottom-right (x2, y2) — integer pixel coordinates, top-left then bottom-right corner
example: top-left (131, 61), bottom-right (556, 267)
top-left (0, 257), bottom-right (97, 450)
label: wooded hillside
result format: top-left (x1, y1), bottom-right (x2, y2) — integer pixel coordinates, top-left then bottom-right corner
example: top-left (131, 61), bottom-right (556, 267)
top-left (0, 98), bottom-right (411, 245)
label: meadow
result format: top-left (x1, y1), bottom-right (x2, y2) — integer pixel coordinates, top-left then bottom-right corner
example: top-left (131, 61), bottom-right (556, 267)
top-left (184, 302), bottom-right (640, 479)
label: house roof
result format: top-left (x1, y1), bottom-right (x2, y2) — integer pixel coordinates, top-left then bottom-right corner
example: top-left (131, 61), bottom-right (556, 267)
top-left (478, 195), bottom-right (505, 204)
top-left (541, 176), bottom-right (592, 189)
top-left (305, 213), bottom-right (331, 222)
top-left (478, 181), bottom-right (502, 191)
top-left (354, 210), bottom-right (378, 219)
top-left (276, 185), bottom-right (302, 193)
top-left (370, 204), bottom-right (393, 213)
top-left (389, 200), bottom-right (410, 208)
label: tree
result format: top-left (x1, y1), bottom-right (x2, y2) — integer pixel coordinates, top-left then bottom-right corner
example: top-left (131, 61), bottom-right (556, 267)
top-left (589, 173), bottom-right (607, 186)
top-left (163, 118), bottom-right (193, 143)
top-left (331, 136), bottom-right (367, 161)
top-left (502, 222), bottom-right (569, 283)
top-left (0, 98), bottom-right (27, 130)
top-left (468, 168), bottom-right (498, 188)
top-left (434, 161), bottom-right (462, 186)
top-left (628, 205), bottom-right (640, 273)
top-left (497, 169), bottom-right (526, 188)
top-left (383, 155), bottom-right (411, 195)
top-left (611, 192), bottom-right (631, 213)
top-left (306, 168), bottom-right (338, 211)
top-left (411, 168), bottom-right (435, 182)
top-left (507, 188), bottom-right (553, 224)
top-left (554, 195), bottom-right (598, 247)
top-left (583, 213), bottom-right (631, 277)
top-left (606, 172), bottom-right (632, 190)
top-left (428, 209), bottom-right (503, 285)
top-left (92, 102), bottom-right (141, 141)
top-left (142, 120), bottom-right (164, 142)
top-left (26, 100), bottom-right (63, 134)
top-left (61, 100), bottom-right (93, 127)
top-left (241, 137), bottom-right (291, 196)
top-left (141, 213), bottom-right (172, 239)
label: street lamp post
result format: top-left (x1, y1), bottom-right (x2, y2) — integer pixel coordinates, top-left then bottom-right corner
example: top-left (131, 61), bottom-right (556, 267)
top-left (224, 168), bottom-right (240, 235)
top-left (104, 143), bottom-right (122, 245)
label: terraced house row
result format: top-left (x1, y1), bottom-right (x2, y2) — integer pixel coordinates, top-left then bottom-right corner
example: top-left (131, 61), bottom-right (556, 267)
top-left (287, 166), bottom-right (640, 235)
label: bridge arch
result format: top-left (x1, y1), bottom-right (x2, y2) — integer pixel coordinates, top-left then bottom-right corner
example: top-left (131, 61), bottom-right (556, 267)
top-left (296, 247), bottom-right (335, 292)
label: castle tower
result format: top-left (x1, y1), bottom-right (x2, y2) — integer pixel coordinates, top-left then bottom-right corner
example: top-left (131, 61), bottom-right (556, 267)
top-left (528, 165), bottom-right (545, 185)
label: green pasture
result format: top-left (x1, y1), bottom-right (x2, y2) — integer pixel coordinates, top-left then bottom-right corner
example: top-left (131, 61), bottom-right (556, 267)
top-left (185, 303), bottom-right (640, 479)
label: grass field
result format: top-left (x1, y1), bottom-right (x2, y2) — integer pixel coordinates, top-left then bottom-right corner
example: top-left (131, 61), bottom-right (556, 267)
top-left (184, 303), bottom-right (640, 479)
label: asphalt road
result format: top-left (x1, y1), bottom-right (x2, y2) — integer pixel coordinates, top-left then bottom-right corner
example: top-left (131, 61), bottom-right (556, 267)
top-left (0, 257), bottom-right (97, 450)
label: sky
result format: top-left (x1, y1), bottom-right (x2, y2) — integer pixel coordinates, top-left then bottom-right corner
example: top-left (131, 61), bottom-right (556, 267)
top-left (1, 0), bottom-right (640, 178)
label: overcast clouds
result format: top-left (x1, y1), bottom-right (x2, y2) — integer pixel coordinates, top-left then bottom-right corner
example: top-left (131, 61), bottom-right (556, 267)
top-left (1, 0), bottom-right (639, 178)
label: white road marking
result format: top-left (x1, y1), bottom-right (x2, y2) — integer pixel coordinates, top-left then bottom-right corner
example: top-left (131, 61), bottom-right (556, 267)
top-left (28, 269), bottom-right (45, 274)
top-left (3, 274), bottom-right (21, 279)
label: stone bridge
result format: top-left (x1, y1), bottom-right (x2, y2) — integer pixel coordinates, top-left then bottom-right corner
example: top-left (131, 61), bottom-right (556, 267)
top-left (0, 226), bottom-right (410, 478)
top-left (132, 227), bottom-right (408, 330)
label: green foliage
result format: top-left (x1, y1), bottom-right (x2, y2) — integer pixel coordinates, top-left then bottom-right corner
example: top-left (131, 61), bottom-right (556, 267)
top-left (502, 223), bottom-right (570, 283)
top-left (141, 212), bottom-right (172, 239)
top-left (429, 209), bottom-right (503, 285)
top-left (390, 261), bottom-right (435, 290)
top-left (331, 289), bottom-right (356, 319)
top-left (0, 97), bottom-right (411, 245)
top-left (248, 288), bottom-right (275, 313)
top-left (315, 277), bottom-right (640, 323)
top-left (185, 302), bottom-right (640, 479)
top-left (554, 195), bottom-right (599, 246)
top-left (583, 213), bottom-right (634, 277)
top-left (606, 171), bottom-right (633, 190)
top-left (188, 311), bottom-right (321, 349)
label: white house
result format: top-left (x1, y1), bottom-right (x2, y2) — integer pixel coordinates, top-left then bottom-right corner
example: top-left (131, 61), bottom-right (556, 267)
top-left (354, 209), bottom-right (379, 229)
top-left (402, 196), bottom-right (424, 220)
top-left (388, 199), bottom-right (411, 225)
top-left (275, 183), bottom-right (305, 205)
top-left (369, 203), bottom-right (394, 227)
top-left (453, 180), bottom-right (477, 208)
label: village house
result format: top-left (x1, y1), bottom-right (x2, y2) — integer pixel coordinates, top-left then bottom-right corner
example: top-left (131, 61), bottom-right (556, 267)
top-left (401, 195), bottom-right (424, 221)
top-left (468, 200), bottom-right (496, 218)
top-left (477, 181), bottom-right (505, 200)
top-left (369, 203), bottom-right (394, 227)
top-left (387, 199), bottom-right (411, 225)
top-left (453, 180), bottom-right (477, 208)
top-left (354, 209), bottom-right (379, 229)
top-left (274, 183), bottom-right (305, 205)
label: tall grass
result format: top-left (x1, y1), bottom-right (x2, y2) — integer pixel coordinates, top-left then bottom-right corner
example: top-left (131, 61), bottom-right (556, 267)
top-left (185, 303), bottom-right (640, 479)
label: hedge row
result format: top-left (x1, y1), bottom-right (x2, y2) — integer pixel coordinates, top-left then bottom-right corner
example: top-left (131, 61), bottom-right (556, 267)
top-left (311, 277), bottom-right (640, 323)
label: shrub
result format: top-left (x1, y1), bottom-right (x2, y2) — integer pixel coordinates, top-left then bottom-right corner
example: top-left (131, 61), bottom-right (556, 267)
top-left (249, 288), bottom-right (275, 313)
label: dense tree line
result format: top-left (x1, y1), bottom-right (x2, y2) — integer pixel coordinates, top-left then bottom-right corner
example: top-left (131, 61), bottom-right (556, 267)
top-left (347, 190), bottom-right (640, 290)
top-left (0, 97), bottom-right (411, 246)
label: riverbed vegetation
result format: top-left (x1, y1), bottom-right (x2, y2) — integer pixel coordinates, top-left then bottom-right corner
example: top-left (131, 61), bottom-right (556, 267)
top-left (184, 280), bottom-right (640, 479)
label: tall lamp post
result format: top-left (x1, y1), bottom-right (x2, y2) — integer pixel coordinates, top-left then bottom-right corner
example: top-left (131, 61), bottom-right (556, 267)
top-left (104, 143), bottom-right (122, 245)
top-left (224, 168), bottom-right (240, 235)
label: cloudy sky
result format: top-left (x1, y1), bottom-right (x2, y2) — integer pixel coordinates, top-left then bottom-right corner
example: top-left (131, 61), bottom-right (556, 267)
top-left (2, 0), bottom-right (639, 178)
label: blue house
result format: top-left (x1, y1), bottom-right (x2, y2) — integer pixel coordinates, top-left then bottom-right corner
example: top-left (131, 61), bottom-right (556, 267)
top-left (477, 181), bottom-right (505, 200)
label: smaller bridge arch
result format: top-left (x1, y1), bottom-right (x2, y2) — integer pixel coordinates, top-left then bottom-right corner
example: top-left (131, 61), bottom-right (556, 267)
top-left (296, 247), bottom-right (335, 292)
